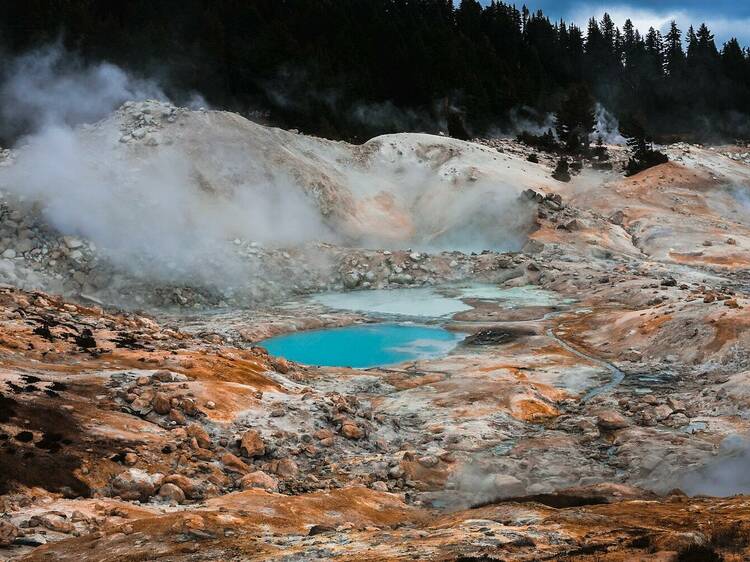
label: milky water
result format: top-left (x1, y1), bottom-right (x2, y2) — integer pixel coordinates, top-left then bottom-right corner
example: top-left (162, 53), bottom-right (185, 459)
top-left (311, 284), bottom-right (569, 318)
top-left (260, 323), bottom-right (464, 368)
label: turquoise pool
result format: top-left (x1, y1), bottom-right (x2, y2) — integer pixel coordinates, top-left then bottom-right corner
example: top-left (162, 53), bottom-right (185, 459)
top-left (260, 323), bottom-right (464, 368)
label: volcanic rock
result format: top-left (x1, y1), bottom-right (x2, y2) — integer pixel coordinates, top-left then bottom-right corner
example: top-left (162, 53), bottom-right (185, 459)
top-left (110, 468), bottom-right (159, 501)
top-left (158, 483), bottom-right (186, 504)
top-left (596, 410), bottom-right (630, 431)
top-left (0, 520), bottom-right (19, 546)
top-left (240, 430), bottom-right (266, 458)
top-left (240, 471), bottom-right (279, 492)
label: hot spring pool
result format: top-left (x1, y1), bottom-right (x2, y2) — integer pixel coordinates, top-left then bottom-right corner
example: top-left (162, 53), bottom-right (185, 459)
top-left (260, 323), bottom-right (464, 368)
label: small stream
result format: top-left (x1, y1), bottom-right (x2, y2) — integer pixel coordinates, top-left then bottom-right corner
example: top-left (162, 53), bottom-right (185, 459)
top-left (546, 328), bottom-right (625, 402)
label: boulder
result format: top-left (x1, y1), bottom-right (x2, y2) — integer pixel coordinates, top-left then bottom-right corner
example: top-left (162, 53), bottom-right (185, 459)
top-left (221, 452), bottom-right (250, 474)
top-left (186, 424), bottom-right (211, 449)
top-left (158, 483), bottom-right (186, 504)
top-left (269, 458), bottom-right (299, 477)
top-left (38, 514), bottom-right (74, 533)
top-left (163, 474), bottom-right (203, 499)
top-left (240, 471), bottom-right (279, 492)
top-left (110, 468), bottom-right (158, 501)
top-left (153, 392), bottom-right (172, 415)
top-left (340, 420), bottom-right (364, 440)
top-left (240, 430), bottom-right (265, 458)
top-left (0, 520), bottom-right (19, 546)
top-left (596, 410), bottom-right (630, 431)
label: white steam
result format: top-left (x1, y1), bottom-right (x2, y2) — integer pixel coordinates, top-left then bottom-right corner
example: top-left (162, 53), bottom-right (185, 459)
top-left (0, 44), bottom-right (166, 137)
top-left (0, 44), bottom-right (544, 300)
top-left (681, 436), bottom-right (750, 496)
top-left (592, 103), bottom-right (627, 145)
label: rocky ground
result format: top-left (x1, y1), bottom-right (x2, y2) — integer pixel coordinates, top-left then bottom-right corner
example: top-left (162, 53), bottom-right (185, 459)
top-left (1, 105), bottom-right (750, 560)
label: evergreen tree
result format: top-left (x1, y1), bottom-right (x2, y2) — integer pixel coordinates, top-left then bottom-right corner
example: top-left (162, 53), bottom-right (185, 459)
top-left (664, 21), bottom-right (685, 76)
top-left (555, 84), bottom-right (596, 153)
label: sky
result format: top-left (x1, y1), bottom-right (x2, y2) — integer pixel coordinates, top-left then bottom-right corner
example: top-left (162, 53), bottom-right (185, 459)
top-left (502, 1), bottom-right (750, 47)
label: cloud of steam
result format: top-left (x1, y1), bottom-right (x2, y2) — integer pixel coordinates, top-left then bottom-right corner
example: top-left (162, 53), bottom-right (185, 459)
top-left (592, 103), bottom-right (626, 145)
top-left (497, 106), bottom-right (557, 138)
top-left (681, 435), bottom-right (750, 496)
top-left (0, 44), bottom-right (541, 302)
top-left (0, 43), bottom-right (166, 141)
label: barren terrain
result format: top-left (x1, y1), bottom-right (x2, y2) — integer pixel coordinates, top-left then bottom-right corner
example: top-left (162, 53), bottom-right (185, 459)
top-left (1, 103), bottom-right (750, 561)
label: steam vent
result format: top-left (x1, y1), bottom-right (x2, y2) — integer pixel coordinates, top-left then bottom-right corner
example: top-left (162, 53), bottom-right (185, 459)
top-left (2, 2), bottom-right (750, 561)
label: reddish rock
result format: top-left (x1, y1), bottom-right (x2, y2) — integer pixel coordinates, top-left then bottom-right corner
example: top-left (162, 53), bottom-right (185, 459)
top-left (340, 420), bottom-right (364, 440)
top-left (159, 483), bottom-right (186, 504)
top-left (240, 430), bottom-right (266, 458)
top-left (596, 410), bottom-right (630, 431)
top-left (0, 520), bottom-right (19, 546)
top-left (240, 470), bottom-right (279, 492)
top-left (153, 392), bottom-right (172, 415)
top-left (269, 458), bottom-right (299, 477)
top-left (313, 429), bottom-right (334, 441)
top-left (186, 424), bottom-right (211, 449)
top-left (163, 474), bottom-right (203, 499)
top-left (169, 408), bottom-right (186, 425)
top-left (221, 452), bottom-right (250, 474)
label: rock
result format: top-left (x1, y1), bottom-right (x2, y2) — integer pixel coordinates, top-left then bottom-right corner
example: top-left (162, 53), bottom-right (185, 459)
top-left (240, 430), bottom-right (265, 458)
top-left (340, 420), bottom-right (364, 440)
top-left (163, 474), bottom-right (203, 499)
top-left (269, 458), bottom-right (299, 477)
top-left (158, 483), bottom-right (186, 504)
top-left (39, 514), bottom-right (74, 533)
top-left (221, 452), bottom-right (250, 474)
top-left (308, 524), bottom-right (335, 536)
top-left (314, 429), bottom-right (334, 441)
top-left (2, 249), bottom-right (16, 259)
top-left (563, 219), bottom-right (583, 231)
top-left (186, 424), bottom-right (212, 449)
top-left (240, 471), bottom-right (279, 492)
top-left (153, 392), bottom-right (172, 415)
top-left (596, 410), bottom-right (630, 431)
top-left (608, 210), bottom-right (625, 225)
top-left (417, 455), bottom-right (439, 468)
top-left (0, 520), bottom-right (19, 546)
top-left (371, 481), bottom-right (389, 492)
top-left (653, 404), bottom-right (674, 421)
top-left (14, 533), bottom-right (47, 547)
top-left (169, 408), bottom-right (187, 425)
top-left (666, 413), bottom-right (690, 428)
top-left (666, 397), bottom-right (686, 412)
top-left (110, 468), bottom-right (158, 501)
top-left (342, 272), bottom-right (361, 289)
top-left (123, 452), bottom-right (138, 466)
top-left (130, 396), bottom-right (153, 416)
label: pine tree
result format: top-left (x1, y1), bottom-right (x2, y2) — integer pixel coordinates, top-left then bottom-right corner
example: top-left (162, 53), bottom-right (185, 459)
top-left (555, 84), bottom-right (596, 153)
top-left (664, 21), bottom-right (685, 76)
top-left (620, 113), bottom-right (668, 176)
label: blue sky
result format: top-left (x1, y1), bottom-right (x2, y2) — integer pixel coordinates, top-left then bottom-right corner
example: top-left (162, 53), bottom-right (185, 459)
top-left (494, 1), bottom-right (750, 47)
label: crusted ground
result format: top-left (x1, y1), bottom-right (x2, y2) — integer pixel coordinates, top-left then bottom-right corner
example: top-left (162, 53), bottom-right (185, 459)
top-left (1, 112), bottom-right (750, 561)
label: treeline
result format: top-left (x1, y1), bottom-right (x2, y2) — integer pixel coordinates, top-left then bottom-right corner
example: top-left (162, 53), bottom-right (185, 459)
top-left (2, 0), bottom-right (750, 142)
